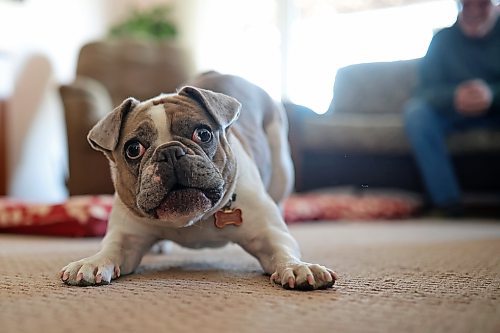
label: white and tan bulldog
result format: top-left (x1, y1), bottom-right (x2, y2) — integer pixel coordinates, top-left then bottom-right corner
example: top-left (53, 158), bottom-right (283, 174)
top-left (60, 72), bottom-right (337, 290)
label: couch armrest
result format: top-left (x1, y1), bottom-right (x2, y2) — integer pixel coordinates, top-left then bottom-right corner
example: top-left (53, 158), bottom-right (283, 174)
top-left (59, 77), bottom-right (115, 195)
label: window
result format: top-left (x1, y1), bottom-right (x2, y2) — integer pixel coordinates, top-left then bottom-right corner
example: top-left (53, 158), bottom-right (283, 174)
top-left (284, 0), bottom-right (458, 113)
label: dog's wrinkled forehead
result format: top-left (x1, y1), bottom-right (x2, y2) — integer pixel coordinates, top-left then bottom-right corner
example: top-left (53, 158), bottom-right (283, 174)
top-left (121, 99), bottom-right (173, 144)
top-left (120, 94), bottom-right (213, 145)
top-left (87, 86), bottom-right (241, 155)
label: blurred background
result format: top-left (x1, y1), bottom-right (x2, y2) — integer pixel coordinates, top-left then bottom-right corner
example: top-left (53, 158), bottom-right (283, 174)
top-left (3, 0), bottom-right (497, 208)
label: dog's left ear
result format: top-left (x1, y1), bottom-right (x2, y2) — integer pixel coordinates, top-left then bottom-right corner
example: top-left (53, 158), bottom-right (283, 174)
top-left (179, 86), bottom-right (241, 129)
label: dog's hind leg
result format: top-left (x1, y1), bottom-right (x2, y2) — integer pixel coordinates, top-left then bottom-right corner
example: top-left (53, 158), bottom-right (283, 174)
top-left (264, 102), bottom-right (295, 207)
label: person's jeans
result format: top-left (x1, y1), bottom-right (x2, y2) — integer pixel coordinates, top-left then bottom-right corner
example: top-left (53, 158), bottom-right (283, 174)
top-left (403, 99), bottom-right (500, 208)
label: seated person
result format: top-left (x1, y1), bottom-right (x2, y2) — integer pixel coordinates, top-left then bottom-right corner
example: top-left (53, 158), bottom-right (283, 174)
top-left (403, 0), bottom-right (500, 214)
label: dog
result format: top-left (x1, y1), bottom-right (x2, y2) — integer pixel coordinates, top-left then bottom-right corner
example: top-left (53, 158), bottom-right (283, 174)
top-left (59, 72), bottom-right (337, 290)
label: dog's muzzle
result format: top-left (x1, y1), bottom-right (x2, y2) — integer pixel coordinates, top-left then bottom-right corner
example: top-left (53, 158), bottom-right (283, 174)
top-left (136, 143), bottom-right (225, 221)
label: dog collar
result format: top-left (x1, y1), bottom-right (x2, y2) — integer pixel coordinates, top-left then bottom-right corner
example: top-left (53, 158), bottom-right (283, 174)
top-left (214, 193), bottom-right (243, 228)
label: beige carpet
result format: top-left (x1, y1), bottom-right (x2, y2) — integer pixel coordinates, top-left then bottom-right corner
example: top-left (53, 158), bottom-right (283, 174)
top-left (1, 220), bottom-right (499, 333)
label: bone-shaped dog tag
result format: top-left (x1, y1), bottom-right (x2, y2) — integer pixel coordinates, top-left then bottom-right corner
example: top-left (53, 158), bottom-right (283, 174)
top-left (214, 209), bottom-right (243, 228)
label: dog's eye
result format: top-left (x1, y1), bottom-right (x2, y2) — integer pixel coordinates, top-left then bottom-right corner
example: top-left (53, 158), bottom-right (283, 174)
top-left (125, 140), bottom-right (146, 160)
top-left (192, 127), bottom-right (213, 144)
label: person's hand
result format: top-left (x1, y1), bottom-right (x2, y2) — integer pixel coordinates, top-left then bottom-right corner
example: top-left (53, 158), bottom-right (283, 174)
top-left (454, 79), bottom-right (493, 116)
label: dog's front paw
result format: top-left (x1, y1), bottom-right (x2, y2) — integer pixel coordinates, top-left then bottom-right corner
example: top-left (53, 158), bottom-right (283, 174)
top-left (59, 256), bottom-right (121, 286)
top-left (270, 262), bottom-right (337, 290)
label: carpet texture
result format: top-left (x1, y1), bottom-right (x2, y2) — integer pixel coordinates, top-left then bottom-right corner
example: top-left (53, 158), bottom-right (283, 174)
top-left (1, 220), bottom-right (499, 333)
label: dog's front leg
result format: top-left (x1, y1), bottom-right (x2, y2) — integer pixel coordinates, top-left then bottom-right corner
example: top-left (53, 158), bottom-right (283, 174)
top-left (238, 216), bottom-right (337, 291)
top-left (60, 228), bottom-right (156, 286)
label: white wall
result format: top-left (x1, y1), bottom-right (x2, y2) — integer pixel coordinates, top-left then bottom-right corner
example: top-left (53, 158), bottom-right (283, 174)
top-left (0, 0), bottom-right (108, 85)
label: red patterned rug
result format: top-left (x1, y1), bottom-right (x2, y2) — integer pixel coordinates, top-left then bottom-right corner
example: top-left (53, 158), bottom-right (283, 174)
top-left (284, 192), bottom-right (422, 223)
top-left (0, 196), bottom-right (113, 237)
top-left (0, 191), bottom-right (421, 237)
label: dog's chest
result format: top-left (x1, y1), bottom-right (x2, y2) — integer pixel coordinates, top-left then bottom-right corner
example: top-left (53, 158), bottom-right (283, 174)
top-left (158, 219), bottom-right (233, 249)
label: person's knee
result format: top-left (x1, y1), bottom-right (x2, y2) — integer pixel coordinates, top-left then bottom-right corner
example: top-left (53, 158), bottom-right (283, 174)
top-left (403, 99), bottom-right (435, 134)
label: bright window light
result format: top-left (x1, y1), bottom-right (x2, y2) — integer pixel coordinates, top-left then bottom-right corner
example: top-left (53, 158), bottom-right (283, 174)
top-left (285, 0), bottom-right (458, 114)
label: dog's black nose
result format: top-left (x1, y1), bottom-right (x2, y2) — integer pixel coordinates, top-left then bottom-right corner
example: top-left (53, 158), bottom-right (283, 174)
top-left (156, 145), bottom-right (186, 163)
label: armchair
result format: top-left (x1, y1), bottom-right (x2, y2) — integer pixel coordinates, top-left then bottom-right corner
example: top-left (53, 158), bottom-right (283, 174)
top-left (60, 39), bottom-right (193, 195)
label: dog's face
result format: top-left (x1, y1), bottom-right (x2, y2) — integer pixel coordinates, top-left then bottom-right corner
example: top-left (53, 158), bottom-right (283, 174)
top-left (87, 87), bottom-right (241, 227)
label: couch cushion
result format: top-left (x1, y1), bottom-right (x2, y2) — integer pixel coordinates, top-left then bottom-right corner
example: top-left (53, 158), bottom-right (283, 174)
top-left (449, 130), bottom-right (500, 154)
top-left (303, 113), bottom-right (409, 153)
top-left (302, 113), bottom-right (500, 154)
top-left (328, 59), bottom-right (420, 115)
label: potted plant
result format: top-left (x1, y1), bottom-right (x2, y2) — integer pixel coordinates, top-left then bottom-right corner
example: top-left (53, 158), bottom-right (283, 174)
top-left (109, 5), bottom-right (178, 41)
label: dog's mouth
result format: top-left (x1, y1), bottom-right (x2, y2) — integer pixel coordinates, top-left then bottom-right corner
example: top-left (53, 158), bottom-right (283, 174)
top-left (154, 184), bottom-right (222, 220)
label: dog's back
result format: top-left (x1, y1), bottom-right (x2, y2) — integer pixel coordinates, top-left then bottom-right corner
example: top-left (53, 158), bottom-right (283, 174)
top-left (187, 71), bottom-right (294, 205)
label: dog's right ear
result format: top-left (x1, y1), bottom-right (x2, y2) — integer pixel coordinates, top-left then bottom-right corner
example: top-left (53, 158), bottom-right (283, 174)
top-left (87, 97), bottom-right (140, 159)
